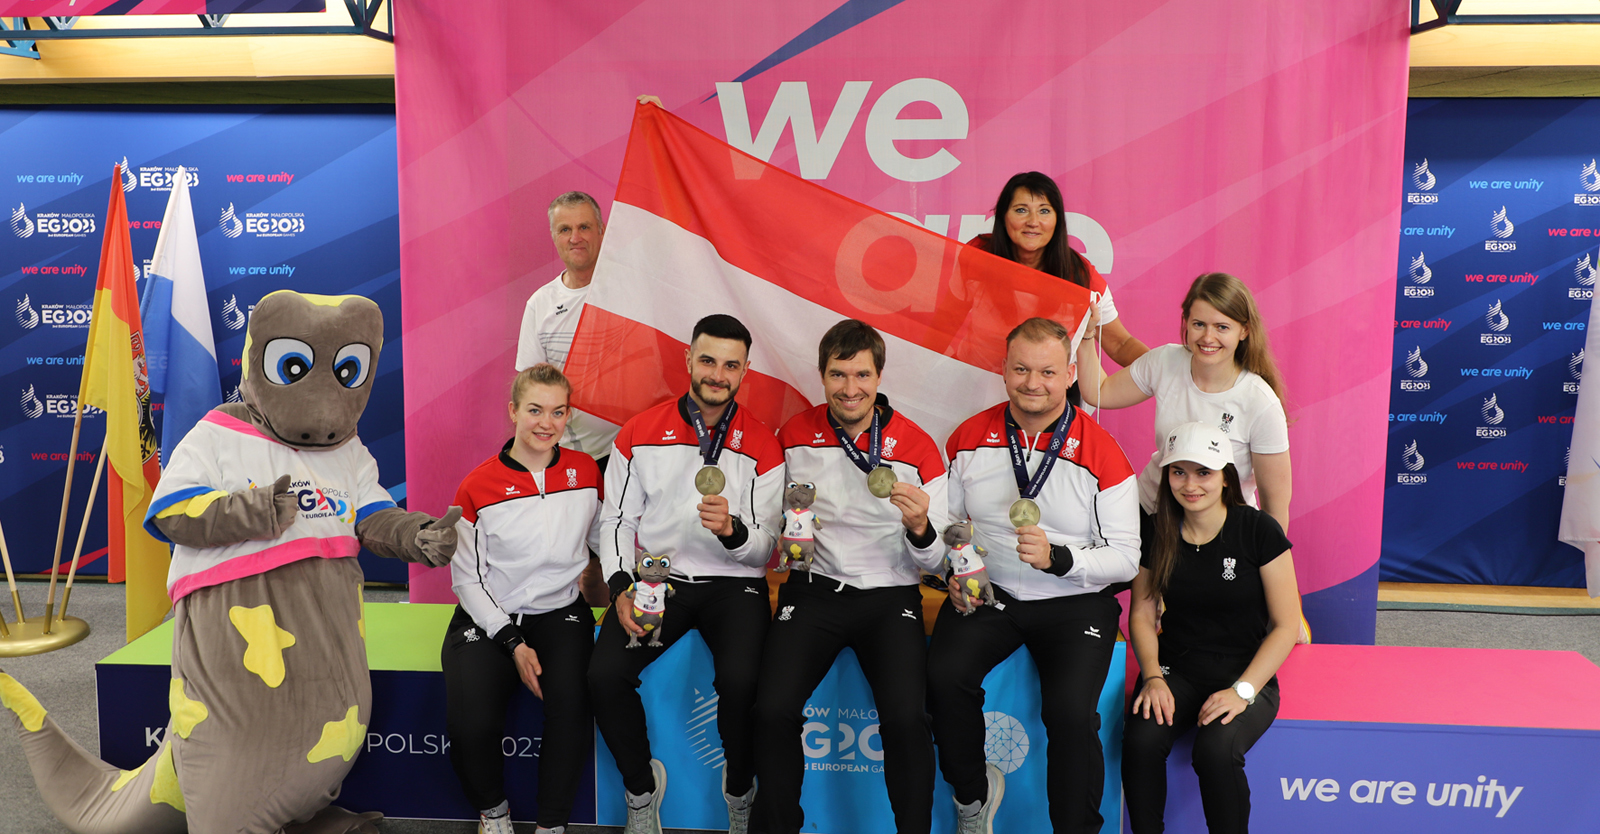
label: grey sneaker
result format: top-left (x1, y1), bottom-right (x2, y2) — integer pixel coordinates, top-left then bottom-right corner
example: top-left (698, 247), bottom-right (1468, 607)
top-left (722, 767), bottom-right (756, 834)
top-left (534, 827), bottom-right (565, 834)
top-left (624, 758), bottom-right (668, 834)
top-left (477, 810), bottom-right (515, 834)
top-left (953, 763), bottom-right (1005, 834)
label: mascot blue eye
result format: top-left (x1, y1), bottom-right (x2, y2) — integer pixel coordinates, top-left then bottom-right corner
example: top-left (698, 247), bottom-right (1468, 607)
top-left (262, 338), bottom-right (315, 386)
top-left (333, 344), bottom-right (373, 389)
top-left (640, 557), bottom-right (655, 569)
top-left (658, 556), bottom-right (671, 570)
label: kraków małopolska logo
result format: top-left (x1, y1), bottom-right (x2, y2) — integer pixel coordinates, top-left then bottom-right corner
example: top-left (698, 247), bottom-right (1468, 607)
top-left (15, 295), bottom-right (38, 330)
top-left (219, 203), bottom-right (243, 238)
top-left (1481, 299), bottom-right (1511, 346)
top-left (1567, 349), bottom-right (1584, 394)
top-left (1577, 160), bottom-right (1600, 205)
top-left (1398, 440), bottom-right (1426, 484)
top-left (20, 386), bottom-right (43, 420)
top-left (1401, 346), bottom-right (1429, 391)
top-left (1404, 252), bottom-right (1434, 298)
top-left (118, 157), bottom-right (136, 193)
top-left (1481, 393), bottom-right (1506, 425)
top-left (135, 165), bottom-right (198, 192)
top-left (221, 294), bottom-right (248, 331)
top-left (1574, 252), bottom-right (1596, 301)
top-left (801, 701), bottom-right (885, 774)
top-left (15, 206), bottom-right (96, 239)
top-left (1407, 160), bottom-right (1438, 204)
top-left (241, 210), bottom-right (306, 238)
top-left (685, 688), bottom-right (725, 771)
top-left (11, 203), bottom-right (34, 239)
top-left (1478, 393), bottom-right (1507, 438)
top-left (983, 712), bottom-right (1030, 774)
top-left (1486, 206), bottom-right (1515, 251)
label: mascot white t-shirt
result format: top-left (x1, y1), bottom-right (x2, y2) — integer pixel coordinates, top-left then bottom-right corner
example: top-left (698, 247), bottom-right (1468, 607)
top-left (146, 409), bottom-right (397, 602)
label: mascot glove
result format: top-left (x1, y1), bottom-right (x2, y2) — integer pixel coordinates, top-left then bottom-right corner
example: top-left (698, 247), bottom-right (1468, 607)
top-left (412, 506), bottom-right (462, 568)
top-left (262, 475), bottom-right (300, 540)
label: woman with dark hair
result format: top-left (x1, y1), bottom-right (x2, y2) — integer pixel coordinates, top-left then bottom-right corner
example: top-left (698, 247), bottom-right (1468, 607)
top-left (1122, 422), bottom-right (1300, 834)
top-left (970, 171), bottom-right (1150, 370)
top-left (1076, 272), bottom-right (1292, 534)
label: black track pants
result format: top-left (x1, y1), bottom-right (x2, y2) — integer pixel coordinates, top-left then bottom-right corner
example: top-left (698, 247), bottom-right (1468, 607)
top-left (440, 600), bottom-right (594, 827)
top-left (926, 587), bottom-right (1121, 834)
top-left (587, 575), bottom-right (770, 797)
top-left (1121, 668), bottom-right (1280, 834)
top-left (749, 580), bottom-right (933, 834)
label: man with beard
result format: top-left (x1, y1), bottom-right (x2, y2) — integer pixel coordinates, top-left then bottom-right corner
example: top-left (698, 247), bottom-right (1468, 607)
top-left (930, 317), bottom-right (1140, 834)
top-left (590, 314), bottom-right (784, 834)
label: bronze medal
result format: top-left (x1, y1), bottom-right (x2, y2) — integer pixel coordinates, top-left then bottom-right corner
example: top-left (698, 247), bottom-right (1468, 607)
top-left (695, 465), bottom-right (726, 496)
top-left (1009, 497), bottom-right (1041, 528)
top-left (866, 465), bottom-right (898, 499)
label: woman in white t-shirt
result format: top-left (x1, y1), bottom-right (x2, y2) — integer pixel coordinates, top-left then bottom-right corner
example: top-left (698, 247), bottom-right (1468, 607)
top-left (1076, 272), bottom-right (1292, 533)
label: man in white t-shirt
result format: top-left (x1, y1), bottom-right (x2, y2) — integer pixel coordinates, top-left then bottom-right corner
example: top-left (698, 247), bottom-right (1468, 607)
top-left (515, 190), bottom-right (621, 458)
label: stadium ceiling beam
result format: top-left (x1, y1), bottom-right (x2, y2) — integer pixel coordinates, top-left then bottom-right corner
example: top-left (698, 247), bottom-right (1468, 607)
top-left (1413, 0), bottom-right (1600, 34)
top-left (0, 0), bottom-right (390, 51)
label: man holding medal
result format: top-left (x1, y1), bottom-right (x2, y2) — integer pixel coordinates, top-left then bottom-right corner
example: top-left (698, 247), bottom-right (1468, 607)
top-left (750, 319), bottom-right (949, 834)
top-left (590, 314), bottom-right (784, 834)
top-left (930, 317), bottom-right (1140, 834)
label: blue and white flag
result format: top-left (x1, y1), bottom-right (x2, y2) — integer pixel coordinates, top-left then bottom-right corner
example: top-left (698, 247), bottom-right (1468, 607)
top-left (1559, 288), bottom-right (1600, 596)
top-left (140, 165), bottom-right (220, 467)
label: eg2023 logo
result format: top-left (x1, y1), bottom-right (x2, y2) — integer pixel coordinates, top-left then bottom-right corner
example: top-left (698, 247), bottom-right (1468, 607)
top-left (220, 203), bottom-right (306, 239)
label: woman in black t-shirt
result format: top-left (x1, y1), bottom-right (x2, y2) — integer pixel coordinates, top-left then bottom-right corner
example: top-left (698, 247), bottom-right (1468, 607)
top-left (1122, 422), bottom-right (1302, 834)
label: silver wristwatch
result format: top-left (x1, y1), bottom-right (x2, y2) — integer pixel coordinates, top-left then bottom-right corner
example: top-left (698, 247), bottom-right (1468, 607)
top-left (1232, 680), bottom-right (1256, 705)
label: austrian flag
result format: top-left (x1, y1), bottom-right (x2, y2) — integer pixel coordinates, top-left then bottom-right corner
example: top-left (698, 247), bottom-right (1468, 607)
top-left (564, 102), bottom-right (1093, 441)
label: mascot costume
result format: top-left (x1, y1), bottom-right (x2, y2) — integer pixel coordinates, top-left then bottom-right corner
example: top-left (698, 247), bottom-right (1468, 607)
top-left (0, 291), bottom-right (460, 834)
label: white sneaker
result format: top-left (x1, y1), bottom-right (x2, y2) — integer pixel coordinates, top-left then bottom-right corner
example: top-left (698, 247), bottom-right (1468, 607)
top-left (953, 763), bottom-right (1005, 834)
top-left (624, 758), bottom-right (668, 834)
top-left (477, 810), bottom-right (515, 834)
top-left (534, 827), bottom-right (565, 834)
top-left (722, 767), bottom-right (756, 834)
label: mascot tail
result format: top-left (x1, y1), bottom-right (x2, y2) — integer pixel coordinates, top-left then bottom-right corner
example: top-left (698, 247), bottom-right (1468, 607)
top-left (1, 668), bottom-right (187, 834)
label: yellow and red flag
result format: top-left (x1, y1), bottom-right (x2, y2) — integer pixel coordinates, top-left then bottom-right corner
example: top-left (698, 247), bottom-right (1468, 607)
top-left (79, 164), bottom-right (168, 640)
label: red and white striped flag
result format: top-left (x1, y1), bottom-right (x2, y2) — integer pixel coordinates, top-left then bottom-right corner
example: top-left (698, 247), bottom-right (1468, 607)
top-left (565, 102), bottom-right (1092, 442)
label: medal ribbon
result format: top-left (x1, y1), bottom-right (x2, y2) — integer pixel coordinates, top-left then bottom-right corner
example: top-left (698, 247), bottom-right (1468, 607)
top-left (1004, 407), bottom-right (1071, 501)
top-left (827, 406), bottom-right (882, 475)
top-left (685, 395), bottom-right (738, 467)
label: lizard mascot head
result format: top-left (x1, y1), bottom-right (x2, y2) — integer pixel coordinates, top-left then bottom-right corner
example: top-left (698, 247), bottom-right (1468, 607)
top-left (240, 290), bottom-right (383, 451)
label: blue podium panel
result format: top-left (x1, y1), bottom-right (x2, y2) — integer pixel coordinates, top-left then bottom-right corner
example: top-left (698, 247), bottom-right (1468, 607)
top-left (95, 616), bottom-right (597, 825)
top-left (594, 632), bottom-right (1126, 833)
top-left (1133, 721), bottom-right (1600, 833)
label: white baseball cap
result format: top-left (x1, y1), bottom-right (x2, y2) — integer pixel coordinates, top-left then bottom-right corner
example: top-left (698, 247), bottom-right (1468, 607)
top-left (1157, 421), bottom-right (1234, 470)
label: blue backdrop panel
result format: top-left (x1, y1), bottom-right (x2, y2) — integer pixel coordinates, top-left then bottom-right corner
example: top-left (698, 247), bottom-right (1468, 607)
top-left (0, 106), bottom-right (407, 582)
top-left (594, 632), bottom-right (1126, 833)
top-left (1383, 98), bottom-right (1594, 587)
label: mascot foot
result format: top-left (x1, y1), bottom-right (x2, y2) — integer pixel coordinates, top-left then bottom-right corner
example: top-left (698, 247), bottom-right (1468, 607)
top-left (282, 806), bottom-right (383, 834)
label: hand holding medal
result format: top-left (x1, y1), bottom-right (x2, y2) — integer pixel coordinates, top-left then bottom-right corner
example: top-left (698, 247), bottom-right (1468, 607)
top-left (828, 405), bottom-right (930, 536)
top-left (687, 398), bottom-right (737, 537)
top-left (1006, 407), bottom-right (1067, 568)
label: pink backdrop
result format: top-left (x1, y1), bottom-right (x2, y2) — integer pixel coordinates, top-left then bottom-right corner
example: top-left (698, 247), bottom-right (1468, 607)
top-left (394, 0), bottom-right (1410, 642)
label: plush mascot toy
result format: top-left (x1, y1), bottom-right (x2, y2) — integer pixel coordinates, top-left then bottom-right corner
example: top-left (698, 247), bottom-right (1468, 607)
top-left (625, 551), bottom-right (674, 649)
top-left (943, 521), bottom-right (993, 613)
top-left (776, 481), bottom-right (822, 574)
top-left (0, 291), bottom-right (460, 834)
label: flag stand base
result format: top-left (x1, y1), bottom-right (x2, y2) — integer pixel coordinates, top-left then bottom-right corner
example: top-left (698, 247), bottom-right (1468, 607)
top-left (0, 615), bottom-right (90, 657)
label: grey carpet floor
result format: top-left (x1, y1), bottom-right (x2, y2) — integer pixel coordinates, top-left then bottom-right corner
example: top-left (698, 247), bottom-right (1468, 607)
top-left (1, 580), bottom-right (1596, 834)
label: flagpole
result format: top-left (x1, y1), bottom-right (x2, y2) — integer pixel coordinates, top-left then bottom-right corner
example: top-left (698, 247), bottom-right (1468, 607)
top-left (56, 439), bottom-right (108, 625)
top-left (41, 397), bottom-right (87, 636)
top-left (0, 518), bottom-right (18, 633)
